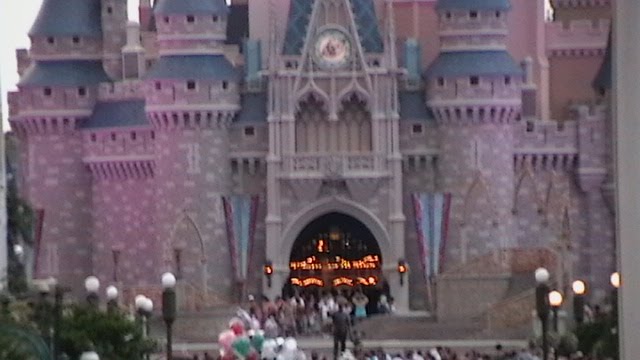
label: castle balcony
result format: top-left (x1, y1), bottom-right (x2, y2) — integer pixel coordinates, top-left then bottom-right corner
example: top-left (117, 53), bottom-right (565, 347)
top-left (546, 19), bottom-right (610, 56)
top-left (280, 153), bottom-right (388, 179)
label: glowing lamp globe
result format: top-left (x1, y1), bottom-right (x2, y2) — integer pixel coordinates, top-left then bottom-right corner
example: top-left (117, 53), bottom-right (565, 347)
top-left (572, 280), bottom-right (586, 295)
top-left (79, 351), bottom-right (100, 360)
top-left (548, 290), bottom-right (563, 307)
top-left (610, 272), bottom-right (621, 289)
top-left (135, 295), bottom-right (147, 310)
top-left (106, 286), bottom-right (118, 300)
top-left (534, 268), bottom-right (550, 284)
top-left (13, 244), bottom-right (24, 257)
top-left (84, 276), bottom-right (100, 293)
top-left (161, 272), bottom-right (177, 289)
top-left (142, 298), bottom-right (154, 313)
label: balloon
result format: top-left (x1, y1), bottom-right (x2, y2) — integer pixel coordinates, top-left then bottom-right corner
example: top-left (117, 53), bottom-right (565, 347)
top-left (232, 336), bottom-right (252, 359)
top-left (283, 338), bottom-right (297, 352)
top-left (275, 337), bottom-right (285, 346)
top-left (250, 332), bottom-right (265, 352)
top-left (262, 339), bottom-right (278, 360)
top-left (219, 330), bottom-right (237, 351)
top-left (230, 317), bottom-right (246, 336)
top-left (247, 350), bottom-right (260, 360)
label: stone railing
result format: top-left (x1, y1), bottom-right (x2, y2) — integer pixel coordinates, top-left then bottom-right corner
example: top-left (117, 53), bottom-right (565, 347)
top-left (177, 281), bottom-right (228, 312)
top-left (283, 153), bottom-right (385, 177)
top-left (486, 288), bottom-right (536, 330)
top-left (98, 80), bottom-right (145, 101)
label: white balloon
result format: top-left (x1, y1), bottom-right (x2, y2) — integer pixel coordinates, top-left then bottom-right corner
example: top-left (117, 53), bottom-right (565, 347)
top-left (275, 337), bottom-right (285, 346)
top-left (283, 337), bottom-right (297, 351)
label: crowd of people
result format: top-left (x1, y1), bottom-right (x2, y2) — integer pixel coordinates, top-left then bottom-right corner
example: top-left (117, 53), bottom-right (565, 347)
top-left (244, 290), bottom-right (394, 338)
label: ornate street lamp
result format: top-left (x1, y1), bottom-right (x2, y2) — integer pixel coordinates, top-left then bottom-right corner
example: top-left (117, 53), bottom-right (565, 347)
top-left (548, 290), bottom-right (563, 332)
top-left (572, 280), bottom-right (586, 324)
top-left (535, 267), bottom-right (550, 360)
top-left (105, 286), bottom-right (119, 314)
top-left (162, 272), bottom-right (177, 360)
top-left (84, 276), bottom-right (100, 307)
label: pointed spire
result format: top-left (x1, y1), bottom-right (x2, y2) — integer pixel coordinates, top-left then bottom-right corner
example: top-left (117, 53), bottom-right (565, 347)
top-left (593, 27), bottom-right (612, 94)
top-left (29, 0), bottom-right (102, 37)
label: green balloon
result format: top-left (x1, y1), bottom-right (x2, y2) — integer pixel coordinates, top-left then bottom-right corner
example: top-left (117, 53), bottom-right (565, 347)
top-left (233, 337), bottom-right (252, 359)
top-left (250, 333), bottom-right (265, 352)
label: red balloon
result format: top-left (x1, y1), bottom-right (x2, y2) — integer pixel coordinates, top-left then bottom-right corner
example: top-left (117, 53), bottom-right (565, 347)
top-left (247, 351), bottom-right (259, 360)
top-left (230, 319), bottom-right (245, 336)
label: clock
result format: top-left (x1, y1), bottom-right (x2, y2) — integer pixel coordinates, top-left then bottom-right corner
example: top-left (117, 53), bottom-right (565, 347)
top-left (314, 28), bottom-right (352, 70)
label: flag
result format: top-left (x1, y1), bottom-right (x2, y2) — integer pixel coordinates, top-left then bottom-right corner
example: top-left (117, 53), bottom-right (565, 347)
top-left (412, 193), bottom-right (452, 279)
top-left (222, 195), bottom-right (260, 281)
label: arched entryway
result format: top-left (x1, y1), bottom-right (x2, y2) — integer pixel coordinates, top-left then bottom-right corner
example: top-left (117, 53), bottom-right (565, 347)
top-left (284, 212), bottom-right (389, 314)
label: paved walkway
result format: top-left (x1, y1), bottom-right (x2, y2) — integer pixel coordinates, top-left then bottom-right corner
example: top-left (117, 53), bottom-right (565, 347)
top-left (170, 338), bottom-right (529, 353)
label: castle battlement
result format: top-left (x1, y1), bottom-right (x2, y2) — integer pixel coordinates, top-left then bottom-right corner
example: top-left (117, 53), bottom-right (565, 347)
top-left (514, 119), bottom-right (578, 151)
top-left (546, 19), bottom-right (610, 55)
top-left (98, 81), bottom-right (145, 101)
top-left (83, 128), bottom-right (155, 158)
top-left (552, 0), bottom-right (611, 8)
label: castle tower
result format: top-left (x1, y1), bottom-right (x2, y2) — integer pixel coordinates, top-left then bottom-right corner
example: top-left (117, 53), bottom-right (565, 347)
top-left (425, 0), bottom-right (522, 263)
top-left (8, 0), bottom-right (111, 290)
top-left (144, 0), bottom-right (241, 299)
top-left (101, 0), bottom-right (128, 79)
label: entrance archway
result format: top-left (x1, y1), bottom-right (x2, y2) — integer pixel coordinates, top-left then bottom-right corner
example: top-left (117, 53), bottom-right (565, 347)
top-left (285, 212), bottom-right (388, 314)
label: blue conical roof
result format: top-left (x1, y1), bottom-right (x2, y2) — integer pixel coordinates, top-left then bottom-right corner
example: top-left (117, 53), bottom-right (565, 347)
top-left (29, 0), bottom-right (102, 37)
top-left (425, 51), bottom-right (523, 78)
top-left (154, 0), bottom-right (229, 15)
top-left (436, 0), bottom-right (511, 11)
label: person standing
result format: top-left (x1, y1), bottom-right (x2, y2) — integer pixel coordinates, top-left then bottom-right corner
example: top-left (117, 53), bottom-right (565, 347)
top-left (332, 305), bottom-right (352, 359)
top-left (352, 291), bottom-right (369, 321)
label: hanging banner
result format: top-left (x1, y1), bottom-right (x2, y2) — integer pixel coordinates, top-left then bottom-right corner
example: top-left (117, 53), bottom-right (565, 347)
top-left (412, 193), bottom-right (452, 280)
top-left (222, 195), bottom-right (260, 282)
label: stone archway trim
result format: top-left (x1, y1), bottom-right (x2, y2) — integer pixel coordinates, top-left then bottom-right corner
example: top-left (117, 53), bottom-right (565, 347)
top-left (277, 196), bottom-right (396, 268)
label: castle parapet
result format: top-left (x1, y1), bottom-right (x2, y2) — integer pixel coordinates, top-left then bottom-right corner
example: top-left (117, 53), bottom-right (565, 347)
top-left (513, 120), bottom-right (579, 170)
top-left (546, 19), bottom-right (610, 56)
top-left (98, 81), bottom-right (145, 101)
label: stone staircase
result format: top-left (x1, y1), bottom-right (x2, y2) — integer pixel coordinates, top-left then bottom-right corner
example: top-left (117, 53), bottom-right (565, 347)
top-left (149, 305), bottom-right (239, 342)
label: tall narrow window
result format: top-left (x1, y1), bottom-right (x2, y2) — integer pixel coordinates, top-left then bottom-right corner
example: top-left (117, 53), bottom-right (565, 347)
top-left (470, 76), bottom-right (480, 86)
top-left (43, 87), bottom-right (52, 96)
top-left (72, 36), bottom-right (80, 45)
top-left (187, 80), bottom-right (196, 90)
top-left (437, 77), bottom-right (445, 87)
top-left (78, 87), bottom-right (87, 97)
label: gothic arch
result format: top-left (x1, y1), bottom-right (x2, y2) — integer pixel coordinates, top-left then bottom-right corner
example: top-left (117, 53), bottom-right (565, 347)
top-left (461, 171), bottom-right (499, 227)
top-left (168, 211), bottom-right (207, 264)
top-left (295, 84), bottom-right (331, 114)
top-left (277, 196), bottom-right (395, 267)
top-left (337, 81), bottom-right (370, 112)
top-left (513, 166), bottom-right (544, 215)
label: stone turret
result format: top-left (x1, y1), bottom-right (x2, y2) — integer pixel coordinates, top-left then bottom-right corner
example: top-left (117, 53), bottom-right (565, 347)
top-left (143, 0), bottom-right (241, 299)
top-left (101, 0), bottom-right (128, 79)
top-left (8, 0), bottom-right (111, 293)
top-left (425, 0), bottom-right (522, 263)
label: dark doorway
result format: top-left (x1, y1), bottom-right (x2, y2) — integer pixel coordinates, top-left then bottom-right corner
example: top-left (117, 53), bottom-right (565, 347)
top-left (285, 212), bottom-right (388, 315)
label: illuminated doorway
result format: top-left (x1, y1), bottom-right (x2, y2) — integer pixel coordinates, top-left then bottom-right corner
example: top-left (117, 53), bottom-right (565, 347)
top-left (286, 212), bottom-right (388, 314)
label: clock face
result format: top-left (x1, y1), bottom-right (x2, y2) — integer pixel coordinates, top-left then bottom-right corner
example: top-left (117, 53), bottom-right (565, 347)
top-left (314, 29), bottom-right (352, 70)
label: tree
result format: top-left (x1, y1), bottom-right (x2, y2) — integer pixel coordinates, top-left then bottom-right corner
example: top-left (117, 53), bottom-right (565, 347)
top-left (57, 305), bottom-right (157, 360)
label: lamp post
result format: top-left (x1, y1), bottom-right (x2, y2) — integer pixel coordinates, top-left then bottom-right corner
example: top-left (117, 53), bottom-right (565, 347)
top-left (572, 280), bottom-right (586, 325)
top-left (535, 267), bottom-right (550, 360)
top-left (84, 276), bottom-right (100, 307)
top-left (610, 271), bottom-right (620, 317)
top-left (162, 272), bottom-right (177, 360)
top-left (106, 286), bottom-right (118, 314)
top-left (548, 290), bottom-right (563, 332)
top-left (135, 295), bottom-right (153, 339)
top-left (397, 259), bottom-right (407, 286)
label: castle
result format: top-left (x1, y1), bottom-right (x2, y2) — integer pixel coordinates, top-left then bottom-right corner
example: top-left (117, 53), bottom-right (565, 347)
top-left (7, 0), bottom-right (614, 319)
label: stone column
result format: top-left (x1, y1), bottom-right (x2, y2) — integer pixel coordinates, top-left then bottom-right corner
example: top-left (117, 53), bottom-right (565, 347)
top-left (614, 1), bottom-right (640, 357)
